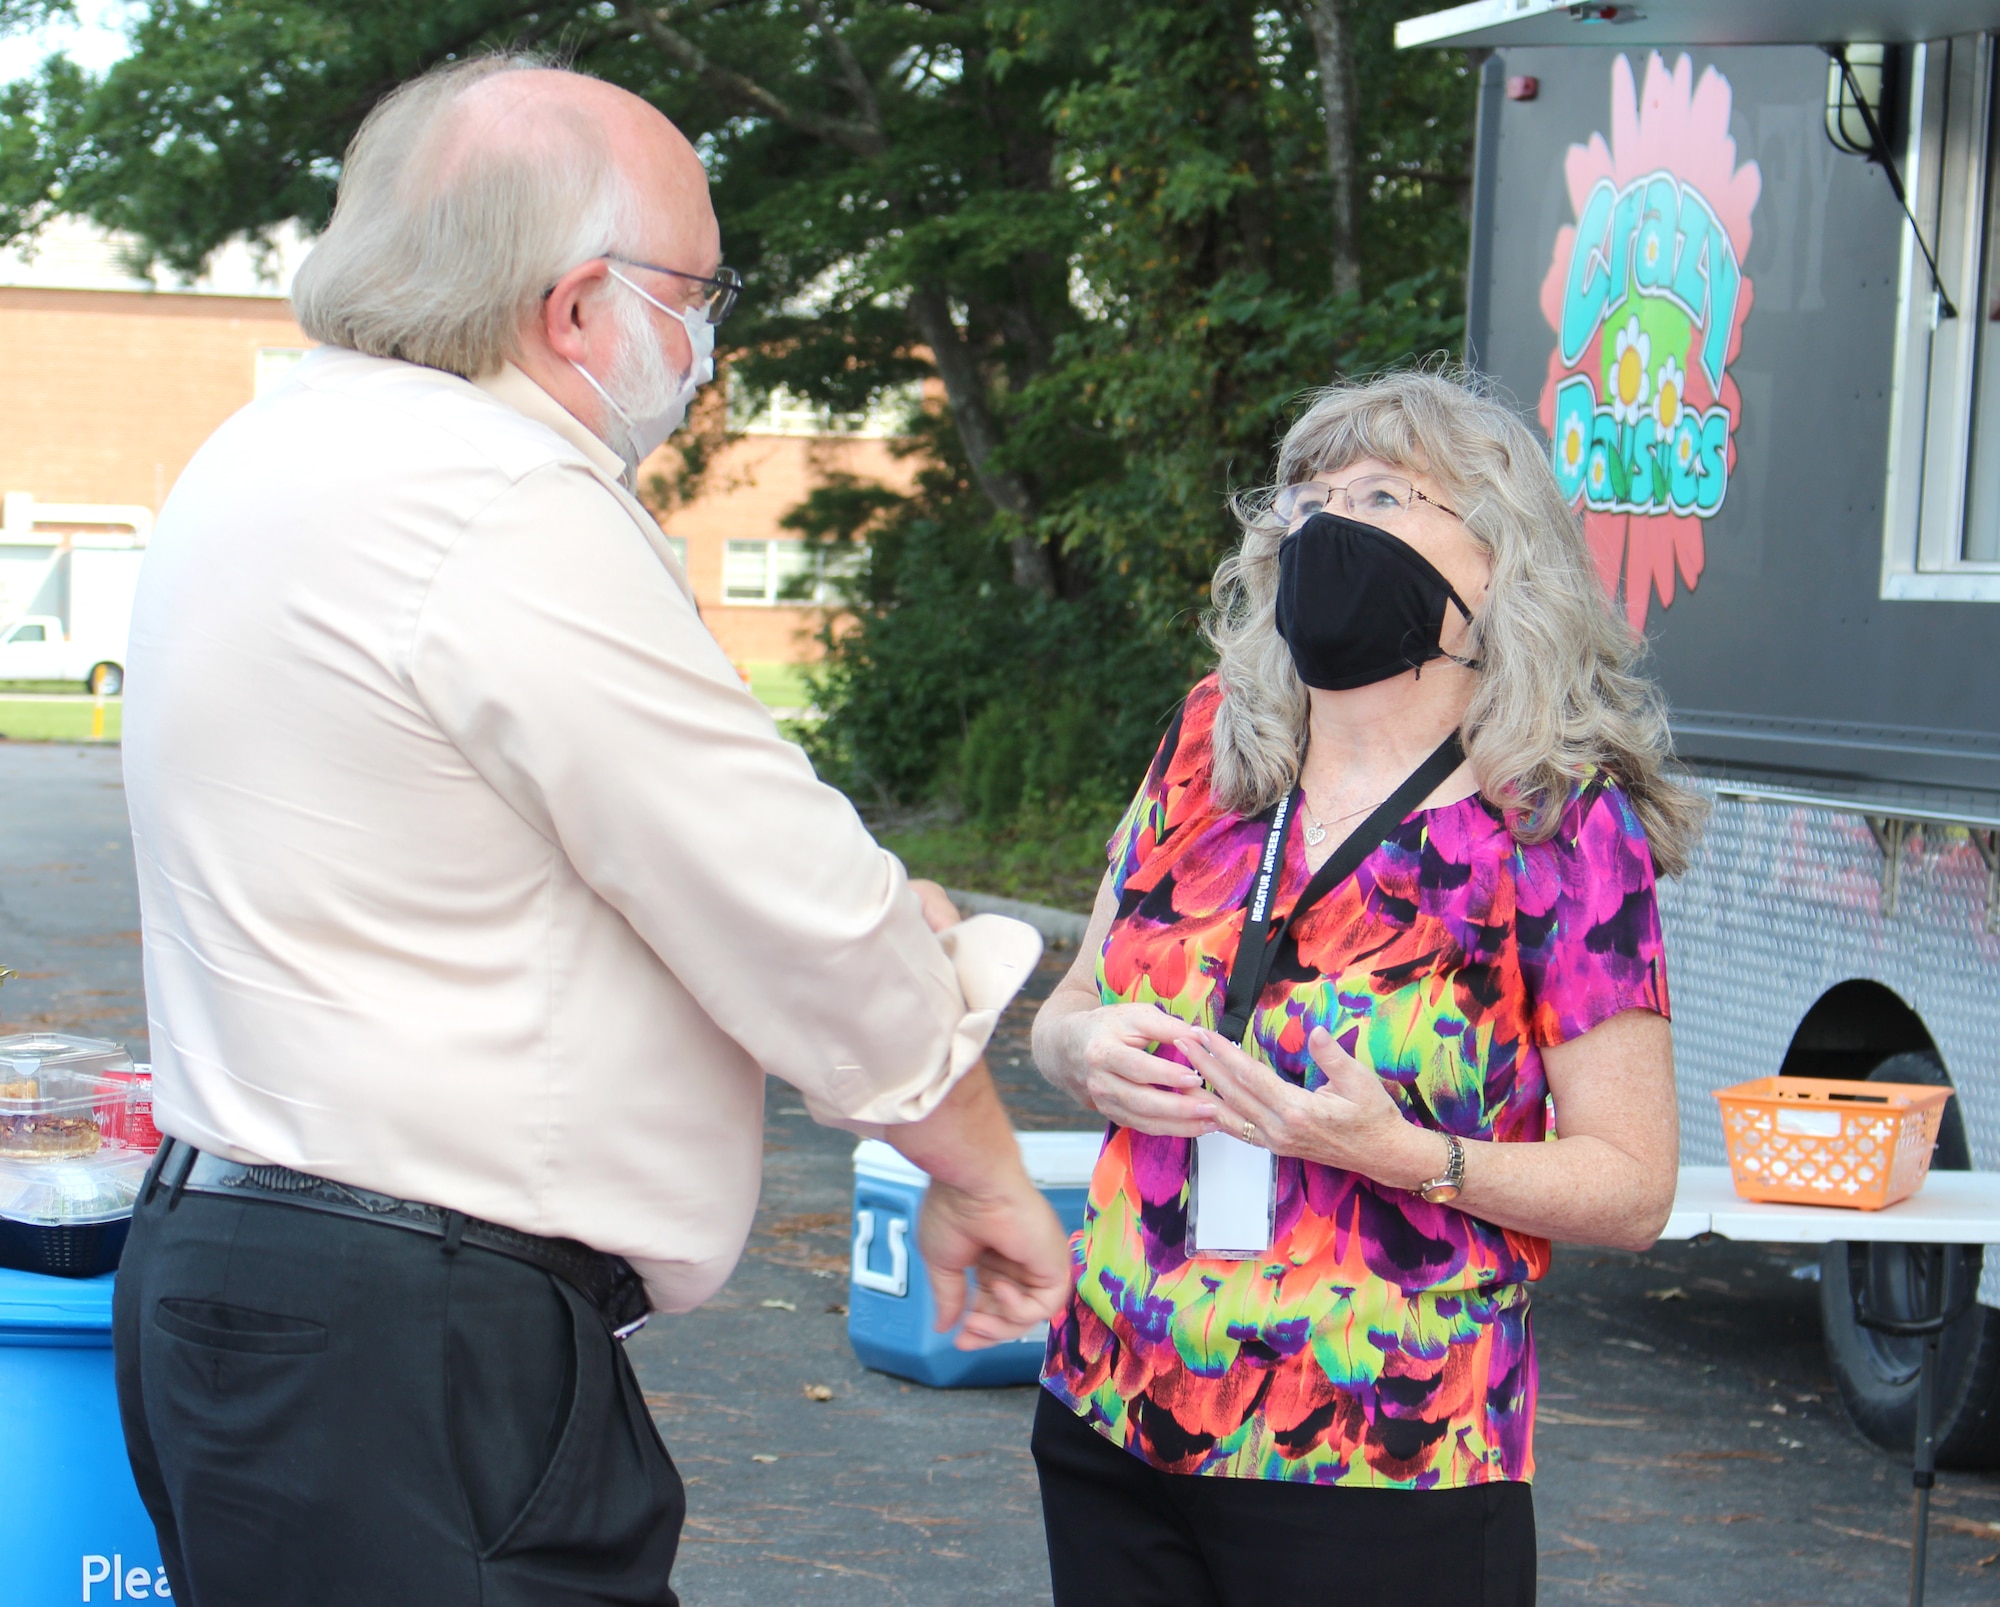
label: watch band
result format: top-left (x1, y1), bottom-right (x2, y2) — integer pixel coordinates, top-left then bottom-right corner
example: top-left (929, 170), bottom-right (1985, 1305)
top-left (1417, 1133), bottom-right (1465, 1205)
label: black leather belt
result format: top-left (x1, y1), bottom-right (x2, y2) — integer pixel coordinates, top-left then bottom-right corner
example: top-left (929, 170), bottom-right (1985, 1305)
top-left (144, 1138), bottom-right (652, 1338)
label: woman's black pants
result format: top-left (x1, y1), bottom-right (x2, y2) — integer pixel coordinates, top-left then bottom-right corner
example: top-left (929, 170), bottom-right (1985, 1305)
top-left (1032, 1389), bottom-right (1537, 1607)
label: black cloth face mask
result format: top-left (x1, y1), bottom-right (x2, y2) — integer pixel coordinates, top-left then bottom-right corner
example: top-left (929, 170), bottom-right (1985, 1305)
top-left (1274, 511), bottom-right (1478, 690)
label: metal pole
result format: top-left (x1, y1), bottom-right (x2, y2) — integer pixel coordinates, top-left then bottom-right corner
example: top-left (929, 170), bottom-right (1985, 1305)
top-left (1908, 1249), bottom-right (1941, 1607)
top-left (1858, 1242), bottom-right (1970, 1607)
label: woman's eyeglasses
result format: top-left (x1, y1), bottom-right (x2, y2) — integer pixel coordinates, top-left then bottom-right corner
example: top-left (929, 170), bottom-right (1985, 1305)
top-left (1273, 473), bottom-right (1460, 526)
top-left (606, 257), bottom-right (742, 325)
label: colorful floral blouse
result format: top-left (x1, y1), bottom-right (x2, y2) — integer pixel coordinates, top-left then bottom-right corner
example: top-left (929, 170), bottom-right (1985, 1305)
top-left (1041, 676), bottom-right (1669, 1489)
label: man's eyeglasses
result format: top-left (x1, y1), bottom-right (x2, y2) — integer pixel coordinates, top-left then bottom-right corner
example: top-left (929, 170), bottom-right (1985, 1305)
top-left (606, 257), bottom-right (742, 325)
top-left (543, 257), bottom-right (744, 325)
top-left (1273, 473), bottom-right (1461, 527)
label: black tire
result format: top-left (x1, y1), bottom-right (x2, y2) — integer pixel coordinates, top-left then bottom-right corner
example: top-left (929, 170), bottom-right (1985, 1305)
top-left (1819, 1051), bottom-right (2000, 1468)
top-left (86, 662), bottom-right (123, 696)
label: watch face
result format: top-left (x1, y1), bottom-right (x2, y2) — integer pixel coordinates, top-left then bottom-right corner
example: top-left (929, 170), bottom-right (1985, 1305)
top-left (1421, 1182), bottom-right (1461, 1205)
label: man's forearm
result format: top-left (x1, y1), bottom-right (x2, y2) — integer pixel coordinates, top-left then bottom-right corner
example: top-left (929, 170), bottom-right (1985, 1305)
top-left (885, 1061), bottom-right (1028, 1198)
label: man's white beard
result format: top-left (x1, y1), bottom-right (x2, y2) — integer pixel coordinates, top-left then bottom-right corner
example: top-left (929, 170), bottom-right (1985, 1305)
top-left (600, 288), bottom-right (686, 476)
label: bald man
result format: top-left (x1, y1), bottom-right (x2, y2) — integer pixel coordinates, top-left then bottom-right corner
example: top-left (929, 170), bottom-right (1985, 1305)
top-left (114, 54), bottom-right (1070, 1606)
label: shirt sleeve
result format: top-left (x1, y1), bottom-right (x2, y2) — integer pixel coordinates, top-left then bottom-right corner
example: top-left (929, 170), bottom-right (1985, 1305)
top-left (1105, 685), bottom-right (1202, 897)
top-left (1516, 778), bottom-right (1671, 1047)
top-left (408, 463), bottom-right (1041, 1128)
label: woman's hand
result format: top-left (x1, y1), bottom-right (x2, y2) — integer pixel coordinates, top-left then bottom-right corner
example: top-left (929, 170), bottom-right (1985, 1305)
top-left (1031, 866), bottom-right (1221, 1137)
top-left (1040, 1001), bottom-right (1223, 1138)
top-left (1184, 1024), bottom-right (1443, 1190)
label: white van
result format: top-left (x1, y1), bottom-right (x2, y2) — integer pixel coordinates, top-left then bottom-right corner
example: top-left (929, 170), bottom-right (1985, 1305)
top-left (0, 497), bottom-right (149, 695)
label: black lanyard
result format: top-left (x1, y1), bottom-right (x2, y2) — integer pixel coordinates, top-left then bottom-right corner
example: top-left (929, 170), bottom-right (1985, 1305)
top-left (1215, 732), bottom-right (1466, 1045)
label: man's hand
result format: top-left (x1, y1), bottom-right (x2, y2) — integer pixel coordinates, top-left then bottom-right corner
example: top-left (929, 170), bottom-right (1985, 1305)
top-left (909, 877), bottom-right (963, 935)
top-left (918, 1172), bottom-right (1072, 1349)
top-left (886, 1061), bottom-right (1075, 1348)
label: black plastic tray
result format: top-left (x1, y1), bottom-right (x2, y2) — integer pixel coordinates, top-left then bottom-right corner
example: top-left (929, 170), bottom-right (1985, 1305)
top-left (0, 1215), bottom-right (130, 1278)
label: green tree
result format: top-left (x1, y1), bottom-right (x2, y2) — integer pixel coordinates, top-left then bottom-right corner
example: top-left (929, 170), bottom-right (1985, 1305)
top-left (0, 0), bottom-right (1476, 823)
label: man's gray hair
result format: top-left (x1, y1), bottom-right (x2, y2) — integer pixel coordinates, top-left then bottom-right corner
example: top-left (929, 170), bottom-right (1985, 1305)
top-left (292, 54), bottom-right (633, 377)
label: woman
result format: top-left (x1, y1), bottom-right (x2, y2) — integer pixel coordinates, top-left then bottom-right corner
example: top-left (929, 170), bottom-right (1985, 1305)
top-left (1030, 368), bottom-right (1703, 1606)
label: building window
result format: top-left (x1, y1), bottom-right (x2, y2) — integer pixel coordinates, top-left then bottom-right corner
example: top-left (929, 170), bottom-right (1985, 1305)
top-left (1883, 35), bottom-right (2000, 600)
top-left (723, 539), bottom-right (771, 602)
top-left (665, 535), bottom-right (687, 571)
top-left (254, 347), bottom-right (310, 397)
top-left (720, 539), bottom-right (861, 605)
top-left (727, 378), bottom-right (924, 439)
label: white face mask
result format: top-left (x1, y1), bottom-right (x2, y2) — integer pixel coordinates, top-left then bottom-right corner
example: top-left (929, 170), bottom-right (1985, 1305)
top-left (570, 265), bottom-right (716, 476)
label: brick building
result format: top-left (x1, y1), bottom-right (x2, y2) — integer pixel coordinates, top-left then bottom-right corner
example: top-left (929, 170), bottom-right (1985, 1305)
top-left (0, 218), bottom-right (908, 702)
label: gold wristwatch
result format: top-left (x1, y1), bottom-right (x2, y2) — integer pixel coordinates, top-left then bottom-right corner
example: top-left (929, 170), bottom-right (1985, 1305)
top-left (1416, 1133), bottom-right (1464, 1205)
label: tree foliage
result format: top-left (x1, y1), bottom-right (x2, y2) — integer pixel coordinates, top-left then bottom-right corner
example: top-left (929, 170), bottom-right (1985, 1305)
top-left (0, 0), bottom-right (1477, 817)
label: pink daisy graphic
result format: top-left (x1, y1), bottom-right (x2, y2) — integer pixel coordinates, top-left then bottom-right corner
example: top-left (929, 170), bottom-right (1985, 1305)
top-left (1537, 52), bottom-right (1762, 633)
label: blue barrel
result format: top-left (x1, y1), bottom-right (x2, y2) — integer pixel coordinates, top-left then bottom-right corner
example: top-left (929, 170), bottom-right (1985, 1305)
top-left (847, 1130), bottom-right (1101, 1388)
top-left (0, 1268), bottom-right (167, 1603)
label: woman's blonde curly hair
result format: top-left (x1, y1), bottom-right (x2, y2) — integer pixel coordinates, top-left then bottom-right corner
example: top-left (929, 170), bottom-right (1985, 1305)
top-left (1205, 365), bottom-right (1706, 877)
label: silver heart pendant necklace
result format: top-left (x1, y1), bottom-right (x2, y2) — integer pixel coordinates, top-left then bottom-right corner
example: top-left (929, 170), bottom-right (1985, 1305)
top-left (1300, 788), bottom-right (1388, 851)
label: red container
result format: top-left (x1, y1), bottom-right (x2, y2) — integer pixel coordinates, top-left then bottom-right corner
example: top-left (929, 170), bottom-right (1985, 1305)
top-left (96, 1067), bottom-right (160, 1154)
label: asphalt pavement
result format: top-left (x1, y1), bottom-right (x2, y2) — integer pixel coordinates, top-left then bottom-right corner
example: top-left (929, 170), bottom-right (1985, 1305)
top-left (0, 741), bottom-right (147, 1056)
top-left (4, 739), bottom-right (1998, 1605)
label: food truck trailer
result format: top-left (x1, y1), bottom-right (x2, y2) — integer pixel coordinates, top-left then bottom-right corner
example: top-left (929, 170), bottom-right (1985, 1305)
top-left (1396, 0), bottom-right (2000, 1467)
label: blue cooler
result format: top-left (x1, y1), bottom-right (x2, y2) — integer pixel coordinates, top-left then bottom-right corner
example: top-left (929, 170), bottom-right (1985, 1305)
top-left (0, 1268), bottom-right (166, 1603)
top-left (847, 1129), bottom-right (1101, 1387)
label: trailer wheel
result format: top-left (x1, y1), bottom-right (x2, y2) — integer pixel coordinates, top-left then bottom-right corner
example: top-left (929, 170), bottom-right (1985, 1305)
top-left (86, 663), bottom-right (122, 696)
top-left (1819, 1052), bottom-right (2000, 1468)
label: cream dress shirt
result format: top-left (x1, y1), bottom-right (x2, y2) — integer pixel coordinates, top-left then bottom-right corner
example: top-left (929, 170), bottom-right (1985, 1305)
top-left (122, 347), bottom-right (1041, 1310)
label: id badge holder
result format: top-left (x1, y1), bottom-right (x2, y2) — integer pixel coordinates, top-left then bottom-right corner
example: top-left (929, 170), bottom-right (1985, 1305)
top-left (1185, 1130), bottom-right (1277, 1260)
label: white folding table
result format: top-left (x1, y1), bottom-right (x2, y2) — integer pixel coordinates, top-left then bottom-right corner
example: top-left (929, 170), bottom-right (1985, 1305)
top-left (1662, 1165), bottom-right (2000, 1246)
top-left (1655, 1166), bottom-right (2000, 1607)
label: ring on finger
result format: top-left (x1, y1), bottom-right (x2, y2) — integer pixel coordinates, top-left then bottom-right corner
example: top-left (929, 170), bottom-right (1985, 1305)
top-left (1242, 1120), bottom-right (1257, 1144)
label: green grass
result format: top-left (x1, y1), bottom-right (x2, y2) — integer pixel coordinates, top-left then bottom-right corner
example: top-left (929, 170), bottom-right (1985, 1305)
top-left (0, 663), bottom-right (811, 740)
top-left (744, 660), bottom-right (816, 710)
top-left (876, 807), bottom-right (1115, 914)
top-left (0, 698), bottom-right (121, 742)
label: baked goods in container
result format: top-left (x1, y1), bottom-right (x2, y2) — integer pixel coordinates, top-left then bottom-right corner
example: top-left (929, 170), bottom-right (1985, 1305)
top-left (0, 1033), bottom-right (132, 1162)
top-left (0, 1107), bottom-right (104, 1159)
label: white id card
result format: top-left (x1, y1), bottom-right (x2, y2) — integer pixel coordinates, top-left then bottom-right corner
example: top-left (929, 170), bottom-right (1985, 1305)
top-left (1187, 1131), bottom-right (1277, 1259)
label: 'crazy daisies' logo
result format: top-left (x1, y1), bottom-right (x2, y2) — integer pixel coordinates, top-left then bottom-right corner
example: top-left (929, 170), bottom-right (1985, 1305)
top-left (1538, 52), bottom-right (1761, 631)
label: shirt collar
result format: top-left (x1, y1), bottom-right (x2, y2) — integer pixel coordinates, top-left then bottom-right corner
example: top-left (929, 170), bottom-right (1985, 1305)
top-left (474, 362), bottom-right (629, 484)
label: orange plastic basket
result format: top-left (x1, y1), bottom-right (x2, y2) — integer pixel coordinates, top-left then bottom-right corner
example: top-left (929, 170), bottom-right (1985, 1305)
top-left (1712, 1077), bottom-right (1952, 1210)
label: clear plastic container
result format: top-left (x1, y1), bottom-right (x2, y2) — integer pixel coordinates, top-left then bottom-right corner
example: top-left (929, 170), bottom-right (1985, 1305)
top-left (0, 1146), bottom-right (152, 1227)
top-left (0, 1034), bottom-right (136, 1162)
top-left (0, 1144), bottom-right (152, 1276)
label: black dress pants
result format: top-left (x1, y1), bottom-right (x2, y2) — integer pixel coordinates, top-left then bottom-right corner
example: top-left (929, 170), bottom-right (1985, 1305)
top-left (1032, 1389), bottom-right (1536, 1607)
top-left (112, 1179), bottom-right (684, 1606)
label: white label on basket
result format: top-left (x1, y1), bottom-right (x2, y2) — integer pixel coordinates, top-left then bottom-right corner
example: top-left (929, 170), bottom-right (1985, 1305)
top-left (1776, 1108), bottom-right (1842, 1138)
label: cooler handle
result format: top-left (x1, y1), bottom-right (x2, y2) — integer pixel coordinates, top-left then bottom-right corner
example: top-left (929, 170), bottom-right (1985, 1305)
top-left (851, 1208), bottom-right (909, 1297)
